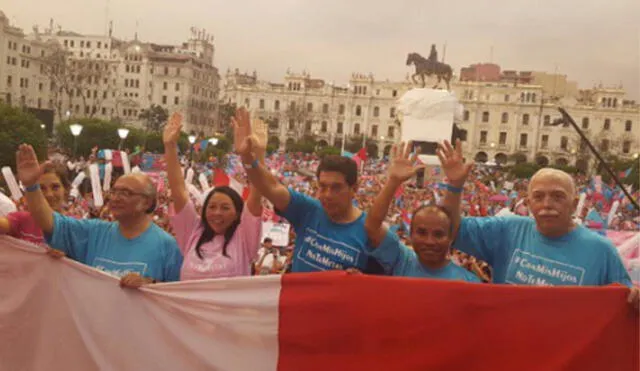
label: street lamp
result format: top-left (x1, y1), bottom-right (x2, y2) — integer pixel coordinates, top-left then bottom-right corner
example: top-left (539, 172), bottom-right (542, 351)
top-left (208, 138), bottom-right (219, 146)
top-left (69, 123), bottom-right (83, 158)
top-left (490, 142), bottom-right (496, 148)
top-left (118, 128), bottom-right (130, 150)
top-left (380, 136), bottom-right (385, 141)
top-left (188, 135), bottom-right (197, 162)
top-left (65, 110), bottom-right (71, 120)
top-left (634, 153), bottom-right (639, 159)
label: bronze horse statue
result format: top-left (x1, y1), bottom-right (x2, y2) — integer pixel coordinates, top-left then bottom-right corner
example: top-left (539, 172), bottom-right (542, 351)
top-left (406, 52), bottom-right (453, 90)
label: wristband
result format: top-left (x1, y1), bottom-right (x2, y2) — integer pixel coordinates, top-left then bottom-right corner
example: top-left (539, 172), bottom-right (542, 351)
top-left (444, 184), bottom-right (463, 194)
top-left (25, 183), bottom-right (41, 192)
top-left (243, 159), bottom-right (259, 169)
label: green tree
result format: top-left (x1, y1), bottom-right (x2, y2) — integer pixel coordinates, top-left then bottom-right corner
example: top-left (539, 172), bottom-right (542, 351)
top-left (139, 104), bottom-right (169, 134)
top-left (0, 104), bottom-right (47, 168)
top-left (318, 146), bottom-right (341, 158)
top-left (218, 101), bottom-right (238, 143)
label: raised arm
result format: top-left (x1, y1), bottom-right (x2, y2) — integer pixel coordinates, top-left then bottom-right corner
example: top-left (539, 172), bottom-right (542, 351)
top-left (234, 108), bottom-right (290, 212)
top-left (365, 142), bottom-right (424, 248)
top-left (16, 144), bottom-right (54, 234)
top-left (437, 139), bottom-right (473, 239)
top-left (163, 113), bottom-right (189, 213)
top-left (244, 118), bottom-right (268, 217)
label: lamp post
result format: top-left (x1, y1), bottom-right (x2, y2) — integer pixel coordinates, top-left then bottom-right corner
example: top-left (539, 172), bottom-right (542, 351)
top-left (188, 134), bottom-right (196, 163)
top-left (69, 123), bottom-right (83, 158)
top-left (208, 137), bottom-right (219, 146)
top-left (118, 128), bottom-right (130, 150)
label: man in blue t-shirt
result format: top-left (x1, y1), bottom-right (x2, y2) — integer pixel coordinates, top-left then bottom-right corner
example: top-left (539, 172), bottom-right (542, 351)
top-left (234, 109), bottom-right (383, 273)
top-left (364, 142), bottom-right (480, 282)
top-left (437, 139), bottom-right (639, 310)
top-left (16, 144), bottom-right (182, 286)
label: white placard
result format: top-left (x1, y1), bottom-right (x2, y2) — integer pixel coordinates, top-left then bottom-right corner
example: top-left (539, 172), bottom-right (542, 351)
top-left (103, 163), bottom-right (113, 192)
top-left (260, 222), bottom-right (290, 247)
top-left (198, 173), bottom-right (210, 192)
top-left (120, 151), bottom-right (131, 174)
top-left (89, 164), bottom-right (104, 207)
top-left (1, 166), bottom-right (22, 201)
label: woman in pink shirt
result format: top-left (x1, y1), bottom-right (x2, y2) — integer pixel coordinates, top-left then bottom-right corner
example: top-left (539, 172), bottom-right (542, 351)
top-left (0, 162), bottom-right (70, 245)
top-left (163, 113), bottom-right (263, 280)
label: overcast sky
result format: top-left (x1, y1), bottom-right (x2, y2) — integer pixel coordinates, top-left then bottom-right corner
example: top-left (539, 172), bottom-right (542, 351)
top-left (4, 0), bottom-right (639, 98)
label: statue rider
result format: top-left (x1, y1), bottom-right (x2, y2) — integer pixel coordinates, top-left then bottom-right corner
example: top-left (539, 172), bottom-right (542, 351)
top-left (428, 44), bottom-right (438, 65)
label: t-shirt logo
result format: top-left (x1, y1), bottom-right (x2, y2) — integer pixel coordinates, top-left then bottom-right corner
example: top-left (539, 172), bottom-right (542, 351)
top-left (505, 249), bottom-right (585, 286)
top-left (297, 228), bottom-right (361, 271)
top-left (93, 257), bottom-right (148, 278)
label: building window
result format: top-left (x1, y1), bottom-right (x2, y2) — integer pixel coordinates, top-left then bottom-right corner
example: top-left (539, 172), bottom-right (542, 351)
top-left (463, 110), bottom-right (470, 121)
top-left (176, 68), bottom-right (180, 76)
top-left (337, 122), bottom-right (343, 134)
top-left (625, 120), bottom-right (632, 132)
top-left (541, 134), bottom-right (549, 148)
top-left (373, 106), bottom-right (380, 117)
top-left (482, 111), bottom-right (489, 123)
top-left (305, 120), bottom-right (312, 132)
top-left (288, 119), bottom-right (295, 130)
top-left (322, 103), bottom-right (329, 114)
top-left (6, 75), bottom-right (11, 86)
top-left (321, 121), bottom-right (327, 132)
top-left (504, 94), bottom-right (510, 102)
top-left (392, 90), bottom-right (397, 97)
top-left (501, 112), bottom-right (509, 124)
top-left (520, 133), bottom-right (528, 147)
top-left (499, 132), bottom-right (507, 145)
top-left (174, 97), bottom-right (179, 105)
top-left (163, 82), bottom-right (167, 90)
top-left (259, 99), bottom-right (265, 109)
top-left (543, 115), bottom-right (550, 125)
top-left (531, 93), bottom-right (537, 103)
top-left (522, 114), bottom-right (530, 125)
top-left (355, 105), bottom-right (362, 116)
top-left (80, 41), bottom-right (84, 48)
top-left (623, 141), bottom-right (631, 154)
top-left (164, 67), bottom-right (169, 75)
top-left (371, 125), bottom-right (378, 137)
top-left (601, 139), bottom-right (610, 152)
top-left (162, 95), bottom-right (167, 104)
top-left (387, 126), bottom-right (394, 138)
top-left (354, 123), bottom-right (360, 135)
top-left (390, 107), bottom-right (396, 118)
top-left (274, 100), bottom-right (280, 111)
top-left (307, 103), bottom-right (313, 112)
top-left (479, 131), bottom-right (488, 144)
top-left (560, 136), bottom-right (568, 150)
top-left (604, 118), bottom-right (611, 130)
top-left (582, 117), bottom-right (589, 129)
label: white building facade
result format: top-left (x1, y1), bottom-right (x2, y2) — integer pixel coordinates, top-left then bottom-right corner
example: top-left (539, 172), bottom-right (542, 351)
top-left (224, 69), bottom-right (640, 168)
top-left (0, 11), bottom-right (220, 135)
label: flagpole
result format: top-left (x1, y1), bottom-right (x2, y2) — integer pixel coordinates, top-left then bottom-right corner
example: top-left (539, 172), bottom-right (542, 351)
top-left (556, 108), bottom-right (639, 211)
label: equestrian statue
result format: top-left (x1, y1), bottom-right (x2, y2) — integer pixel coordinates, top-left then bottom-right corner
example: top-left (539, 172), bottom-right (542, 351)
top-left (406, 44), bottom-right (453, 90)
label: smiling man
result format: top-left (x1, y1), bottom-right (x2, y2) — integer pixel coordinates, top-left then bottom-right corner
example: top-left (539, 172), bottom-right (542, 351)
top-left (438, 140), bottom-right (638, 310)
top-left (16, 144), bottom-right (182, 287)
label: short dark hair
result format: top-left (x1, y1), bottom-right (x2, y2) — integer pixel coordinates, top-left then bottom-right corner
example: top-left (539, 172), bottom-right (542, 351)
top-left (410, 204), bottom-right (454, 236)
top-left (315, 155), bottom-right (358, 186)
top-left (263, 237), bottom-right (273, 244)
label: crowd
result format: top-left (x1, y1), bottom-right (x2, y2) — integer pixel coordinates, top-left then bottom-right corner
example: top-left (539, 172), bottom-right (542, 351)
top-left (1, 108), bottom-right (638, 309)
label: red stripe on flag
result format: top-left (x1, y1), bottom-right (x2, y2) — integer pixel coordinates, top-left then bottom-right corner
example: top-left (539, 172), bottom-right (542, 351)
top-left (277, 272), bottom-right (638, 371)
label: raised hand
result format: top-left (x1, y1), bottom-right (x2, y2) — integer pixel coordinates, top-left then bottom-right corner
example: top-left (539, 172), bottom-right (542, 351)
top-left (387, 141), bottom-right (425, 183)
top-left (163, 112), bottom-right (182, 145)
top-left (252, 118), bottom-right (268, 157)
top-left (16, 144), bottom-right (42, 187)
top-left (437, 139), bottom-right (472, 187)
top-left (232, 108), bottom-right (251, 154)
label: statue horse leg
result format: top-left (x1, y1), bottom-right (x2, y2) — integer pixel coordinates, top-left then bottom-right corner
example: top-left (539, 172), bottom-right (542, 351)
top-left (411, 73), bottom-right (419, 85)
top-left (432, 74), bottom-right (442, 89)
top-left (421, 73), bottom-right (427, 88)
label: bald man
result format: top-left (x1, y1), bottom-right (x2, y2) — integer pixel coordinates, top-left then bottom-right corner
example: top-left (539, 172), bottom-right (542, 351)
top-left (437, 141), bottom-right (635, 296)
top-left (16, 144), bottom-right (182, 286)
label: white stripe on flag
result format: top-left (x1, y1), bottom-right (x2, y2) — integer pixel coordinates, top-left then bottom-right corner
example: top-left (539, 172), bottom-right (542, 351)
top-left (0, 236), bottom-right (281, 371)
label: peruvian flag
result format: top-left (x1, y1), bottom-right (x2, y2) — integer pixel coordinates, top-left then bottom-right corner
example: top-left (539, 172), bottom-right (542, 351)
top-left (212, 168), bottom-right (250, 200)
top-left (0, 238), bottom-right (637, 371)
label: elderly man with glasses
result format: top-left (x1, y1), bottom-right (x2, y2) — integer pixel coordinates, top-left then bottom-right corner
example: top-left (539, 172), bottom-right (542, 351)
top-left (15, 144), bottom-right (182, 287)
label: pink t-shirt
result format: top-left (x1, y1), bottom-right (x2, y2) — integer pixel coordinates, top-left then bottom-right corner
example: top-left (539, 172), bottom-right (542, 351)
top-left (8, 211), bottom-right (45, 245)
top-left (171, 201), bottom-right (262, 281)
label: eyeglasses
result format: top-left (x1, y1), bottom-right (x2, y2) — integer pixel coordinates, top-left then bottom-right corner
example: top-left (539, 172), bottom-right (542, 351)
top-left (107, 188), bottom-right (148, 199)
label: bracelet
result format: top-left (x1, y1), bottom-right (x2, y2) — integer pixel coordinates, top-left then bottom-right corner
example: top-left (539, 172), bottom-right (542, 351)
top-left (24, 183), bottom-right (41, 192)
top-left (444, 184), bottom-right (463, 194)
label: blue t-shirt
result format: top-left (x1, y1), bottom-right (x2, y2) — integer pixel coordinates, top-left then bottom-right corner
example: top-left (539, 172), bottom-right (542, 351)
top-left (368, 231), bottom-right (481, 282)
top-left (453, 216), bottom-right (632, 287)
top-left (277, 190), bottom-right (371, 273)
top-left (46, 212), bottom-right (183, 282)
